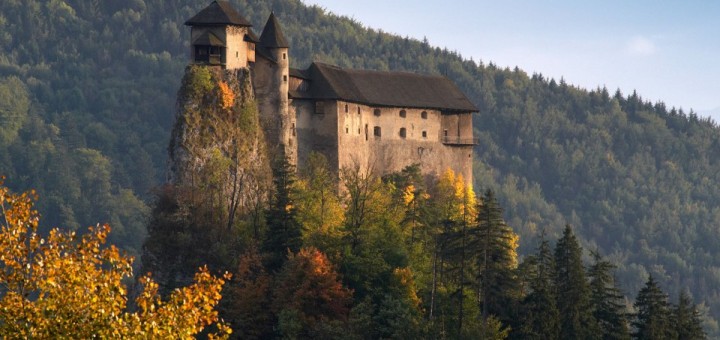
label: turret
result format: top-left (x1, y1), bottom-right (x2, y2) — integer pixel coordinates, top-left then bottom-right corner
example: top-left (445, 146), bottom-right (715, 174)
top-left (255, 12), bottom-right (295, 163)
top-left (184, 1), bottom-right (257, 69)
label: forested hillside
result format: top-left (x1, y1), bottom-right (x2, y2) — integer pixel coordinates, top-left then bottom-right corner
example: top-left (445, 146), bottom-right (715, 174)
top-left (1, 0), bottom-right (720, 334)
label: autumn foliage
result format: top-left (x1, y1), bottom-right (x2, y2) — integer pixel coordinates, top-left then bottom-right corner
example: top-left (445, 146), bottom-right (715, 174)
top-left (0, 180), bottom-right (231, 338)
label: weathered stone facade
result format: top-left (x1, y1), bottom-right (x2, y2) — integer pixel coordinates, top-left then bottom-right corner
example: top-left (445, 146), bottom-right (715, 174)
top-left (187, 1), bottom-right (477, 184)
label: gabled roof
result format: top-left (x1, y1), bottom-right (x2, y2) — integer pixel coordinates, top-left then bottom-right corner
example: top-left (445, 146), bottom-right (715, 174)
top-left (193, 31), bottom-right (225, 46)
top-left (296, 63), bottom-right (478, 112)
top-left (259, 12), bottom-right (289, 48)
top-left (185, 1), bottom-right (252, 27)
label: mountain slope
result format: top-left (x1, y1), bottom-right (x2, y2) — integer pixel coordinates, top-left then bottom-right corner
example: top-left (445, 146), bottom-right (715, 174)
top-left (1, 0), bottom-right (719, 333)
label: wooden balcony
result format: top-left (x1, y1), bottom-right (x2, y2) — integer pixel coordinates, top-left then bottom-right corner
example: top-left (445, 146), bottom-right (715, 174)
top-left (441, 136), bottom-right (479, 146)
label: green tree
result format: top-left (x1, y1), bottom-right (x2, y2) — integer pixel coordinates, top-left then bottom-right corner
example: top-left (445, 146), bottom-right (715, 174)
top-left (474, 189), bottom-right (520, 325)
top-left (632, 276), bottom-right (675, 340)
top-left (295, 152), bottom-right (345, 257)
top-left (263, 156), bottom-right (302, 271)
top-left (0, 76), bottom-right (29, 146)
top-left (519, 230), bottom-right (560, 340)
top-left (588, 250), bottom-right (631, 340)
top-left (554, 225), bottom-right (597, 339)
top-left (673, 291), bottom-right (705, 340)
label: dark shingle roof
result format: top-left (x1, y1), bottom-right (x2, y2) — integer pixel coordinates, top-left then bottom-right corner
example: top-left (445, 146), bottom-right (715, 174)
top-left (259, 12), bottom-right (289, 48)
top-left (193, 31), bottom-right (225, 46)
top-left (185, 1), bottom-right (252, 27)
top-left (244, 30), bottom-right (259, 43)
top-left (298, 63), bottom-right (478, 112)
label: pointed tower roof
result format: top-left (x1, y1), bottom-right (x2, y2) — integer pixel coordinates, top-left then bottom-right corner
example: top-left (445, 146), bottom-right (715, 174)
top-left (185, 1), bottom-right (252, 27)
top-left (259, 12), bottom-right (289, 48)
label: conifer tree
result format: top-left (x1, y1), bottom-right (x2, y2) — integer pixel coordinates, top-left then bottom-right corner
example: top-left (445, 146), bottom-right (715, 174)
top-left (519, 230), bottom-right (560, 339)
top-left (262, 156), bottom-right (302, 271)
top-left (632, 276), bottom-right (675, 340)
top-left (673, 291), bottom-right (705, 340)
top-left (474, 189), bottom-right (520, 325)
top-left (588, 250), bottom-right (630, 340)
top-left (554, 225), bottom-right (597, 339)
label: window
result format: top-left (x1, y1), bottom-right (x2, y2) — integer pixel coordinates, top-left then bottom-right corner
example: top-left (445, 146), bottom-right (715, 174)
top-left (399, 110), bottom-right (406, 118)
top-left (282, 52), bottom-right (287, 60)
top-left (374, 126), bottom-right (381, 137)
top-left (236, 51), bottom-right (239, 57)
top-left (422, 131), bottom-right (427, 138)
top-left (365, 124), bottom-right (368, 141)
top-left (283, 75), bottom-right (287, 82)
top-left (346, 126), bottom-right (349, 134)
top-left (357, 106), bottom-right (361, 114)
top-left (345, 104), bottom-right (349, 113)
top-left (421, 111), bottom-right (428, 119)
top-left (315, 101), bottom-right (325, 114)
top-left (292, 123), bottom-right (296, 136)
top-left (399, 128), bottom-right (407, 138)
top-left (374, 109), bottom-right (381, 116)
top-left (358, 128), bottom-right (360, 134)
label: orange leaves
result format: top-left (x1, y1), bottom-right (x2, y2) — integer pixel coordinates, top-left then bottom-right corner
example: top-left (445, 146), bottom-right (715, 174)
top-left (273, 247), bottom-right (352, 326)
top-left (0, 181), bottom-right (231, 338)
top-left (218, 81), bottom-right (235, 109)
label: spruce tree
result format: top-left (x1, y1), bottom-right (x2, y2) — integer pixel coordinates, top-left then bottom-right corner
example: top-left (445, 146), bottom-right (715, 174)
top-left (588, 250), bottom-right (630, 340)
top-left (262, 156), bottom-right (302, 271)
top-left (474, 189), bottom-right (520, 326)
top-left (554, 225), bottom-right (597, 339)
top-left (519, 230), bottom-right (560, 340)
top-left (673, 291), bottom-right (705, 340)
top-left (632, 276), bottom-right (675, 340)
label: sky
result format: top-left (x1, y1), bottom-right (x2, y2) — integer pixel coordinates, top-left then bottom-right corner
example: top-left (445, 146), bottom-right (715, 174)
top-left (302, 0), bottom-right (720, 119)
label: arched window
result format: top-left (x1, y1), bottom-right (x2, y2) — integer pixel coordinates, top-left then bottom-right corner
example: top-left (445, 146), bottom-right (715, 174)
top-left (399, 110), bottom-right (407, 118)
top-left (374, 109), bottom-right (381, 116)
top-left (421, 111), bottom-right (428, 119)
top-left (399, 128), bottom-right (407, 138)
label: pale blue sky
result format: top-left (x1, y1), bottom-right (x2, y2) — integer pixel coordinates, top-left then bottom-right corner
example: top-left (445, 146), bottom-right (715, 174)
top-left (303, 1), bottom-right (720, 119)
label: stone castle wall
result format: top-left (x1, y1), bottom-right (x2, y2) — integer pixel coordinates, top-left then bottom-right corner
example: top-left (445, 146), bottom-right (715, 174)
top-left (293, 99), bottom-right (473, 184)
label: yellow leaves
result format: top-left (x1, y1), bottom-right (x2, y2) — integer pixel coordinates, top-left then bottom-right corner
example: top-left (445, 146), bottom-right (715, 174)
top-left (218, 81), bottom-right (235, 109)
top-left (438, 168), bottom-right (477, 225)
top-left (402, 184), bottom-right (416, 206)
top-left (0, 182), bottom-right (230, 339)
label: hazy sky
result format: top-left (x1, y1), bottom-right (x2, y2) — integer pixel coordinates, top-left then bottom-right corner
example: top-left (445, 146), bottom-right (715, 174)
top-left (302, 0), bottom-right (720, 118)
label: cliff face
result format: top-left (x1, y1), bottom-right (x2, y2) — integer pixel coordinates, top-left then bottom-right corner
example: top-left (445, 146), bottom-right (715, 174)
top-left (168, 65), bottom-right (271, 229)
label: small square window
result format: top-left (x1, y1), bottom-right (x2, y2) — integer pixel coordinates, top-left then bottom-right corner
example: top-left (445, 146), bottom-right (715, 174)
top-left (422, 131), bottom-right (427, 138)
top-left (421, 111), bottom-right (428, 119)
top-left (399, 128), bottom-right (407, 138)
top-left (374, 109), bottom-right (381, 116)
top-left (399, 110), bottom-right (407, 118)
top-left (374, 126), bottom-right (381, 137)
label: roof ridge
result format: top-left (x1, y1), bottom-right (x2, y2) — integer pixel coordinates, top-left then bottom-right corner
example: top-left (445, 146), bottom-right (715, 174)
top-left (185, 1), bottom-right (252, 27)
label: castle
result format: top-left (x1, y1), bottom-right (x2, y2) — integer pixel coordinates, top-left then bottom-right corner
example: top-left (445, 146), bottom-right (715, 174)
top-left (185, 1), bottom-right (477, 183)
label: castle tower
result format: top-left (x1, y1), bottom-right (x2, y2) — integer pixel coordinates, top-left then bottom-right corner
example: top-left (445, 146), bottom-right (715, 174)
top-left (184, 1), bottom-right (257, 69)
top-left (254, 12), bottom-right (295, 163)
